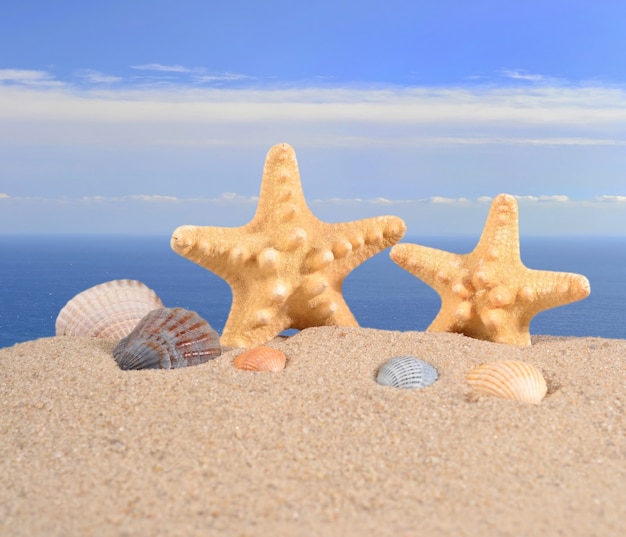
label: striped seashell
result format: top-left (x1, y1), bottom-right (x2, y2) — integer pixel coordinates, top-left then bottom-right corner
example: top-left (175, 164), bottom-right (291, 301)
top-left (466, 360), bottom-right (547, 405)
top-left (234, 346), bottom-right (286, 372)
top-left (56, 279), bottom-right (163, 339)
top-left (376, 356), bottom-right (438, 389)
top-left (113, 307), bottom-right (221, 370)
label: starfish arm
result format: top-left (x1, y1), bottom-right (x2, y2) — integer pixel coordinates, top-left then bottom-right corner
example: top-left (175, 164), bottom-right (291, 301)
top-left (328, 216), bottom-right (407, 273)
top-left (291, 293), bottom-right (359, 330)
top-left (515, 268), bottom-right (591, 316)
top-left (221, 290), bottom-right (293, 348)
top-left (321, 300), bottom-right (359, 326)
top-left (473, 194), bottom-right (521, 261)
top-left (391, 242), bottom-right (482, 335)
top-left (390, 243), bottom-right (465, 294)
top-left (170, 224), bottom-right (252, 284)
top-left (252, 143), bottom-right (317, 228)
top-left (429, 306), bottom-right (532, 345)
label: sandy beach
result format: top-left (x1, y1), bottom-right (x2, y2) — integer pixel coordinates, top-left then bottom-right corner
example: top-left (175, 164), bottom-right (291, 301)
top-left (1, 326), bottom-right (625, 536)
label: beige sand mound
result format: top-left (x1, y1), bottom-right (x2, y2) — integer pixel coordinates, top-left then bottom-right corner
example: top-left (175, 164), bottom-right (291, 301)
top-left (1, 327), bottom-right (625, 536)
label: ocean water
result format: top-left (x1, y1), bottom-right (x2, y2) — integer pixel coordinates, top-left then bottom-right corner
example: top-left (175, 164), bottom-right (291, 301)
top-left (0, 235), bottom-right (624, 349)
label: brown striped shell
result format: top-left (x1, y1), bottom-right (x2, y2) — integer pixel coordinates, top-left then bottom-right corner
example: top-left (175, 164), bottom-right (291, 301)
top-left (55, 279), bottom-right (163, 339)
top-left (466, 360), bottom-right (547, 405)
top-left (113, 307), bottom-right (221, 370)
top-left (233, 346), bottom-right (286, 372)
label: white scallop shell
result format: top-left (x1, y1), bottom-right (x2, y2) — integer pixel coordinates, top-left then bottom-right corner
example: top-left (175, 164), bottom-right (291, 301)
top-left (113, 307), bottom-right (221, 370)
top-left (55, 279), bottom-right (164, 339)
top-left (376, 356), bottom-right (438, 389)
top-left (466, 360), bottom-right (547, 405)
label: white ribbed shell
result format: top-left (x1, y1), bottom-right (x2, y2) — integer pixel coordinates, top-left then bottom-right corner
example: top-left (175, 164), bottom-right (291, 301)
top-left (467, 360), bottom-right (547, 405)
top-left (376, 356), bottom-right (439, 389)
top-left (55, 279), bottom-right (163, 339)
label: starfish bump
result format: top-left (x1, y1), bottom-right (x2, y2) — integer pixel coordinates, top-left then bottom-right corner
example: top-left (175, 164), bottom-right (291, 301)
top-left (171, 143), bottom-right (406, 348)
top-left (390, 193), bottom-right (590, 345)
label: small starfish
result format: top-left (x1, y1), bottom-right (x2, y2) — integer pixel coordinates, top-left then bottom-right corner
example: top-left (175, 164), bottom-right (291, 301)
top-left (390, 194), bottom-right (590, 345)
top-left (171, 143), bottom-right (406, 348)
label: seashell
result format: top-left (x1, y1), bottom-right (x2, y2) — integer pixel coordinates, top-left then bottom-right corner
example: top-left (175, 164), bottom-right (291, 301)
top-left (376, 356), bottom-right (438, 389)
top-left (113, 307), bottom-right (221, 370)
top-left (466, 360), bottom-right (547, 405)
top-left (56, 279), bottom-right (164, 339)
top-left (234, 346), bottom-right (286, 372)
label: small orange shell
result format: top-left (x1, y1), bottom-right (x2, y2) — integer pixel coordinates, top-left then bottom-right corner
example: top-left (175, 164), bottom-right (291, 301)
top-left (234, 346), bottom-right (286, 372)
top-left (467, 360), bottom-right (547, 405)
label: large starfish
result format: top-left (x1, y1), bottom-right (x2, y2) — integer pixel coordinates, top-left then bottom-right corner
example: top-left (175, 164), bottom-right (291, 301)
top-left (390, 194), bottom-right (590, 345)
top-left (171, 143), bottom-right (406, 348)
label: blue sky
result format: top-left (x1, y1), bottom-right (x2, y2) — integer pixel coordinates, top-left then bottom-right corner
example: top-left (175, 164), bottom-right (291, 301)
top-left (1, 0), bottom-right (625, 236)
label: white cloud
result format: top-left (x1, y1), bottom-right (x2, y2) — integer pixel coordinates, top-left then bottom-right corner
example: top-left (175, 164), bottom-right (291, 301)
top-left (2, 82), bottom-right (626, 128)
top-left (312, 194), bottom-right (626, 208)
top-left (311, 135), bottom-right (626, 147)
top-left (499, 69), bottom-right (546, 82)
top-left (128, 65), bottom-right (255, 86)
top-left (129, 194), bottom-right (179, 202)
top-left (193, 72), bottom-right (256, 83)
top-left (314, 197), bottom-right (364, 205)
top-left (1, 70), bottom-right (624, 236)
top-left (214, 192), bottom-right (258, 203)
top-left (0, 69), bottom-right (63, 87)
top-left (503, 138), bottom-right (626, 147)
top-left (131, 64), bottom-right (202, 73)
top-left (2, 194), bottom-right (625, 237)
top-left (596, 195), bottom-right (626, 203)
top-left (430, 196), bottom-right (471, 204)
top-left (516, 195), bottom-right (570, 203)
top-left (7, 193), bottom-right (626, 209)
top-left (78, 193), bottom-right (258, 204)
top-left (2, 81), bottom-right (624, 157)
top-left (76, 70), bottom-right (122, 84)
top-left (543, 195), bottom-right (570, 203)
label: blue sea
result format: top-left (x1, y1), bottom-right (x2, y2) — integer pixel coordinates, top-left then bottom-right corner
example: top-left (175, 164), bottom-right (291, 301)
top-left (0, 235), bottom-right (624, 348)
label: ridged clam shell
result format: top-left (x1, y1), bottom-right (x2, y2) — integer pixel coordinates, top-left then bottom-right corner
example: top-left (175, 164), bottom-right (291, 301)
top-left (466, 360), bottom-right (547, 404)
top-left (376, 356), bottom-right (438, 389)
top-left (234, 346), bottom-right (286, 372)
top-left (113, 307), bottom-right (221, 370)
top-left (56, 279), bottom-right (163, 339)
